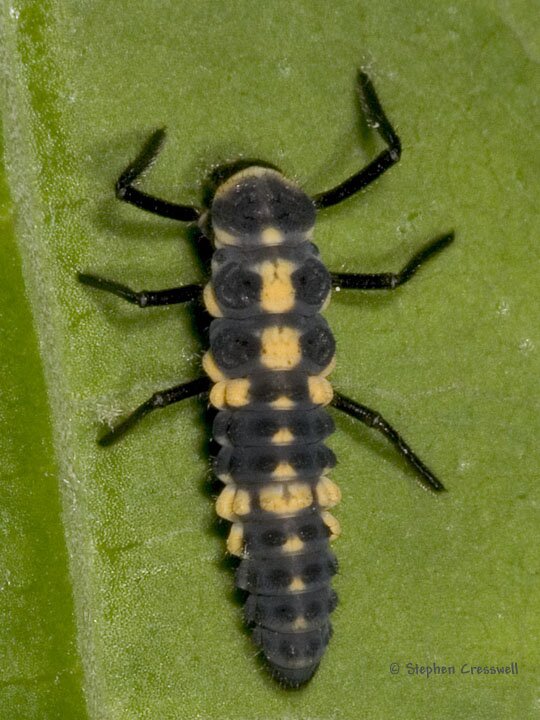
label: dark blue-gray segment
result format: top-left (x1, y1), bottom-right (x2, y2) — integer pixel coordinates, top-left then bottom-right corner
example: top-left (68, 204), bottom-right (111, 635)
top-left (210, 314), bottom-right (335, 376)
top-left (211, 169), bottom-right (316, 243)
top-left (213, 407), bottom-right (335, 447)
top-left (240, 509), bottom-right (332, 558)
top-left (215, 442), bottom-right (336, 482)
top-left (210, 243), bottom-right (331, 318)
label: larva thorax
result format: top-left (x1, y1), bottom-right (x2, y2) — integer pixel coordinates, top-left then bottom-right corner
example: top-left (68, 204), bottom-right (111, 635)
top-left (202, 166), bottom-right (341, 687)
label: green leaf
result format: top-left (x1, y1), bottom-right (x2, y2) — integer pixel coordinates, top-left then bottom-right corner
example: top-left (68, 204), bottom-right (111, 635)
top-left (1, 1), bottom-right (538, 718)
top-left (0, 108), bottom-right (86, 719)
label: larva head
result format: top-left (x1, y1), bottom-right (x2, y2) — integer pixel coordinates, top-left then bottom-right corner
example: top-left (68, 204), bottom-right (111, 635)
top-left (206, 166), bottom-right (316, 248)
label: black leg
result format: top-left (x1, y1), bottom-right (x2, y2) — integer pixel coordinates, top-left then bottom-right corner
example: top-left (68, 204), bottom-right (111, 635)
top-left (116, 128), bottom-right (201, 222)
top-left (331, 391), bottom-right (445, 493)
top-left (78, 272), bottom-right (202, 308)
top-left (313, 70), bottom-right (401, 210)
top-left (99, 377), bottom-right (211, 446)
top-left (331, 232), bottom-right (454, 290)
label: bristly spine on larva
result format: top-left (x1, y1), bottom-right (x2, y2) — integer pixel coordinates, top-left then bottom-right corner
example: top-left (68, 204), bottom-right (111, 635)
top-left (202, 167), bottom-right (340, 687)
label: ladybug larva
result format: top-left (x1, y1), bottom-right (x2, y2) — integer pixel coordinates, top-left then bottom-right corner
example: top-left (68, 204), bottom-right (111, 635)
top-left (79, 70), bottom-right (453, 687)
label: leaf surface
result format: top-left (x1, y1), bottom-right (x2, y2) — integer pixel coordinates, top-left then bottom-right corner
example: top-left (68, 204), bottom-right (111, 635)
top-left (1, 2), bottom-right (538, 718)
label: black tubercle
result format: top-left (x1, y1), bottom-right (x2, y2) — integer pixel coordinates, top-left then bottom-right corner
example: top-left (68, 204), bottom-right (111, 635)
top-left (213, 263), bottom-right (262, 310)
top-left (292, 258), bottom-right (332, 306)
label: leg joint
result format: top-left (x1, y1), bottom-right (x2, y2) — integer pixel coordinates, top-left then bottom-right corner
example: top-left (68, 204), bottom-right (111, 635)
top-left (389, 143), bottom-right (401, 162)
top-left (115, 181), bottom-right (128, 199)
top-left (151, 393), bottom-right (166, 408)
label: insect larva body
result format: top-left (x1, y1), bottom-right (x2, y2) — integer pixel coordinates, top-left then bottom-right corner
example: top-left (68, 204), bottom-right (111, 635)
top-left (201, 168), bottom-right (340, 684)
top-left (79, 70), bottom-right (453, 688)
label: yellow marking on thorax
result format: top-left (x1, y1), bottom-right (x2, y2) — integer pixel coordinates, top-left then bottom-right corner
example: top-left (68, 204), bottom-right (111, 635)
top-left (315, 477), bottom-right (341, 508)
top-left (203, 283), bottom-right (223, 317)
top-left (261, 227), bottom-right (284, 245)
top-left (271, 395), bottom-right (295, 410)
top-left (213, 226), bottom-right (239, 248)
top-left (289, 577), bottom-right (306, 592)
top-left (202, 351), bottom-right (226, 382)
top-left (260, 326), bottom-right (301, 370)
top-left (282, 535), bottom-right (305, 553)
top-left (226, 523), bottom-right (244, 556)
top-left (307, 376), bottom-right (333, 405)
top-left (210, 379), bottom-right (251, 409)
top-left (209, 383), bottom-right (226, 409)
top-left (292, 616), bottom-right (308, 630)
top-left (272, 427), bottom-right (295, 444)
top-left (259, 482), bottom-right (312, 514)
top-left (321, 511), bottom-right (341, 541)
top-left (214, 166), bottom-right (275, 199)
top-left (258, 258), bottom-right (296, 313)
top-left (272, 461), bottom-right (297, 479)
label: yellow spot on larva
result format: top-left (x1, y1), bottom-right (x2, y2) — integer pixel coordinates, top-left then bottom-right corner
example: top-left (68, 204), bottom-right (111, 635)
top-left (271, 427), bottom-right (295, 444)
top-left (217, 472), bottom-right (234, 485)
top-left (260, 326), bottom-right (301, 370)
top-left (226, 523), bottom-right (244, 556)
top-left (258, 259), bottom-right (296, 313)
top-left (282, 535), bottom-right (305, 553)
top-left (202, 351), bottom-right (226, 382)
top-left (316, 477), bottom-right (341, 508)
top-left (286, 483), bottom-right (313, 511)
top-left (216, 486), bottom-right (251, 521)
top-left (259, 483), bottom-right (312, 514)
top-left (210, 379), bottom-right (251, 409)
top-left (271, 395), bottom-right (295, 410)
top-left (213, 166), bottom-right (273, 198)
top-left (289, 577), bottom-right (306, 592)
top-left (308, 376), bottom-right (333, 405)
top-left (226, 379), bottom-right (251, 407)
top-left (272, 462), bottom-right (297, 479)
top-left (232, 489), bottom-right (251, 516)
top-left (209, 382), bottom-right (227, 409)
top-left (215, 485), bottom-right (237, 521)
top-left (321, 511), bottom-right (341, 541)
top-left (213, 226), bottom-right (240, 248)
top-left (261, 226), bottom-right (284, 245)
top-left (203, 283), bottom-right (223, 317)
top-left (292, 616), bottom-right (308, 629)
top-left (258, 485), bottom-right (283, 512)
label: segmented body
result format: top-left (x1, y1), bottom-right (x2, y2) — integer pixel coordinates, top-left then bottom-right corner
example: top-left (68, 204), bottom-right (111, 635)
top-left (201, 167), bottom-right (341, 686)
